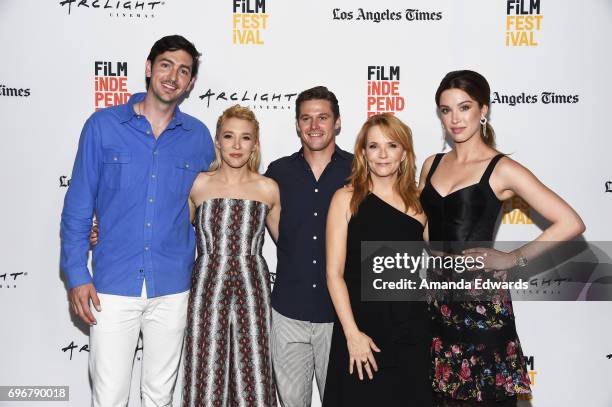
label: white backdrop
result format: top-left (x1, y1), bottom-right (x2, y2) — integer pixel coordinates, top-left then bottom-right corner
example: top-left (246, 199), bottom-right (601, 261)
top-left (1, 0), bottom-right (611, 406)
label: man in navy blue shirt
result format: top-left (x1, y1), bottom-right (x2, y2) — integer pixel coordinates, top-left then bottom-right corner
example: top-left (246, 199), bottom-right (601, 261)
top-left (60, 35), bottom-right (214, 407)
top-left (265, 86), bottom-right (353, 406)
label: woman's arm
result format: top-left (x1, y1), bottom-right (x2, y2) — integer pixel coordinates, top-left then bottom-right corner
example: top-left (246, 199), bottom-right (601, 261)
top-left (265, 179), bottom-right (281, 243)
top-left (466, 157), bottom-right (586, 269)
top-left (326, 188), bottom-right (380, 380)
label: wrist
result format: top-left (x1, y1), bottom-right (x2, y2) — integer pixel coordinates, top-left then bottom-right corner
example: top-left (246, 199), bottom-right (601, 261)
top-left (344, 326), bottom-right (361, 340)
top-left (512, 250), bottom-right (528, 268)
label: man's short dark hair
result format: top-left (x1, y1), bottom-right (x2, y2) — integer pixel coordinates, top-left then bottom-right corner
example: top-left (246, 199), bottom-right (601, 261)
top-left (146, 35), bottom-right (201, 89)
top-left (295, 86), bottom-right (340, 120)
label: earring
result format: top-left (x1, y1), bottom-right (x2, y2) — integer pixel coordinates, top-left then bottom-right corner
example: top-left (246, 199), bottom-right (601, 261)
top-left (480, 116), bottom-right (488, 139)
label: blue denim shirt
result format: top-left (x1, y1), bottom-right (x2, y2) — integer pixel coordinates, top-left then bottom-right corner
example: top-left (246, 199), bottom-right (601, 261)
top-left (60, 93), bottom-right (214, 297)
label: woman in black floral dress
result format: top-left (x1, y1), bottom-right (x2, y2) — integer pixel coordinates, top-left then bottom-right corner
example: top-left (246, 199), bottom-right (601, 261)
top-left (418, 70), bottom-right (585, 405)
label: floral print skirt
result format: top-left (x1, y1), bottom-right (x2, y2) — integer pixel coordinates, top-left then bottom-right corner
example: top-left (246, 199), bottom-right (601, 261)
top-left (429, 291), bottom-right (532, 403)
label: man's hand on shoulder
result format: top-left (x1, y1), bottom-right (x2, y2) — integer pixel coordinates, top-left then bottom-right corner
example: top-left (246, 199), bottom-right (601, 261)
top-left (69, 283), bottom-right (101, 326)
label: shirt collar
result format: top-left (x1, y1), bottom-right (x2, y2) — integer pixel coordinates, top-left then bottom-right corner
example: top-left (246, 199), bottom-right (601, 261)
top-left (292, 145), bottom-right (352, 161)
top-left (119, 92), bottom-right (192, 131)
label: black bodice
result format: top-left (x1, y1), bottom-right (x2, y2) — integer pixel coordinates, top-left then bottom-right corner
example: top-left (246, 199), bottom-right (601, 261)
top-left (420, 153), bottom-right (505, 245)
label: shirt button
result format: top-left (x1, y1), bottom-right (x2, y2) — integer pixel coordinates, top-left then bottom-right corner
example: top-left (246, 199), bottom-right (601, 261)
top-left (153, 151), bottom-right (158, 155)
top-left (314, 188), bottom-right (319, 193)
top-left (314, 212), bottom-right (318, 216)
top-left (313, 260), bottom-right (317, 264)
top-left (312, 284), bottom-right (317, 288)
top-left (313, 236), bottom-right (317, 240)
top-left (113, 156), bottom-right (118, 161)
top-left (151, 174), bottom-right (156, 179)
top-left (144, 246), bottom-right (150, 251)
top-left (185, 164), bottom-right (190, 168)
top-left (146, 130), bottom-right (151, 135)
top-left (149, 198), bottom-right (154, 203)
top-left (146, 222), bottom-right (151, 227)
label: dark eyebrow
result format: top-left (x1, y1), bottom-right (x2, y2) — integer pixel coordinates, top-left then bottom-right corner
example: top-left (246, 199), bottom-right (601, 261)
top-left (159, 58), bottom-right (192, 72)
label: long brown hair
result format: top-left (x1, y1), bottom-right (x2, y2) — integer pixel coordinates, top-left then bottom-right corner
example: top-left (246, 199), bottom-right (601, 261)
top-left (209, 104), bottom-right (261, 172)
top-left (348, 113), bottom-right (422, 215)
top-left (435, 70), bottom-right (496, 148)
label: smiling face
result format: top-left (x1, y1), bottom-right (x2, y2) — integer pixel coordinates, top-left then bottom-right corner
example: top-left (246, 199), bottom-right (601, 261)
top-left (145, 49), bottom-right (195, 105)
top-left (216, 117), bottom-right (258, 169)
top-left (363, 125), bottom-right (406, 179)
top-left (296, 99), bottom-right (341, 154)
top-left (438, 88), bottom-right (488, 144)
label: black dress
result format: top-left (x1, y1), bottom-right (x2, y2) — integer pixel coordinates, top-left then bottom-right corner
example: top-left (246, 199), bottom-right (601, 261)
top-left (420, 153), bottom-right (531, 404)
top-left (323, 193), bottom-right (433, 407)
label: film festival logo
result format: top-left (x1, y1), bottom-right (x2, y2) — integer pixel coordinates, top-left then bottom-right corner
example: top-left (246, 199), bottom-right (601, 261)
top-left (58, 0), bottom-right (166, 19)
top-left (233, 0), bottom-right (268, 45)
top-left (502, 196), bottom-right (533, 225)
top-left (605, 181), bottom-right (612, 193)
top-left (514, 355), bottom-right (537, 401)
top-left (506, 0), bottom-right (543, 47)
top-left (367, 66), bottom-right (405, 118)
top-left (0, 272), bottom-right (28, 289)
top-left (524, 355), bottom-right (538, 387)
top-left (0, 84), bottom-right (31, 98)
top-left (199, 88), bottom-right (297, 111)
top-left (95, 61), bottom-right (131, 111)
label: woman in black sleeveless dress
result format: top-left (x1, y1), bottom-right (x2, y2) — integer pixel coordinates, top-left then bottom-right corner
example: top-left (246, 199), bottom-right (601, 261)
top-left (418, 70), bottom-right (585, 405)
top-left (323, 114), bottom-right (432, 406)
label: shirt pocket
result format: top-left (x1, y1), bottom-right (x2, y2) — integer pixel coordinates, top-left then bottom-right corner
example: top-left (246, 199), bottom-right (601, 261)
top-left (170, 156), bottom-right (199, 196)
top-left (101, 149), bottom-right (131, 189)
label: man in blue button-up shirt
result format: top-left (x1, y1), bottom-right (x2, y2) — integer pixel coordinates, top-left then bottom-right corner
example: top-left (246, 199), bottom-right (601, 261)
top-left (60, 36), bottom-right (214, 407)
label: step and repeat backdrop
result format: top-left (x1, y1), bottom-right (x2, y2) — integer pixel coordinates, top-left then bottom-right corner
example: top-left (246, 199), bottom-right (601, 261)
top-left (1, 0), bottom-right (611, 406)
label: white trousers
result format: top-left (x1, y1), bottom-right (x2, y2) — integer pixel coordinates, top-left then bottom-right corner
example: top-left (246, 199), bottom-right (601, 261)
top-left (89, 283), bottom-right (189, 407)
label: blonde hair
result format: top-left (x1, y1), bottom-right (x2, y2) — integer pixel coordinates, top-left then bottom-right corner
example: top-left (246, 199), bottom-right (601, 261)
top-left (209, 104), bottom-right (261, 172)
top-left (348, 113), bottom-right (422, 215)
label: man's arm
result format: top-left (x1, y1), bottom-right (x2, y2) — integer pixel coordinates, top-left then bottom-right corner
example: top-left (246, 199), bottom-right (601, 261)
top-left (60, 116), bottom-right (102, 325)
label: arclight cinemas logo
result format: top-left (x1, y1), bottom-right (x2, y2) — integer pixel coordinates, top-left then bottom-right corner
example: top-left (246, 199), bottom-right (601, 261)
top-left (59, 0), bottom-right (165, 19)
top-left (94, 61), bottom-right (131, 111)
top-left (199, 88), bottom-right (297, 111)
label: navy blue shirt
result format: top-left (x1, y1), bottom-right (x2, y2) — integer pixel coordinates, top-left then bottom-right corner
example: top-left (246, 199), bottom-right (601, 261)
top-left (60, 93), bottom-right (215, 297)
top-left (265, 147), bottom-right (353, 322)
